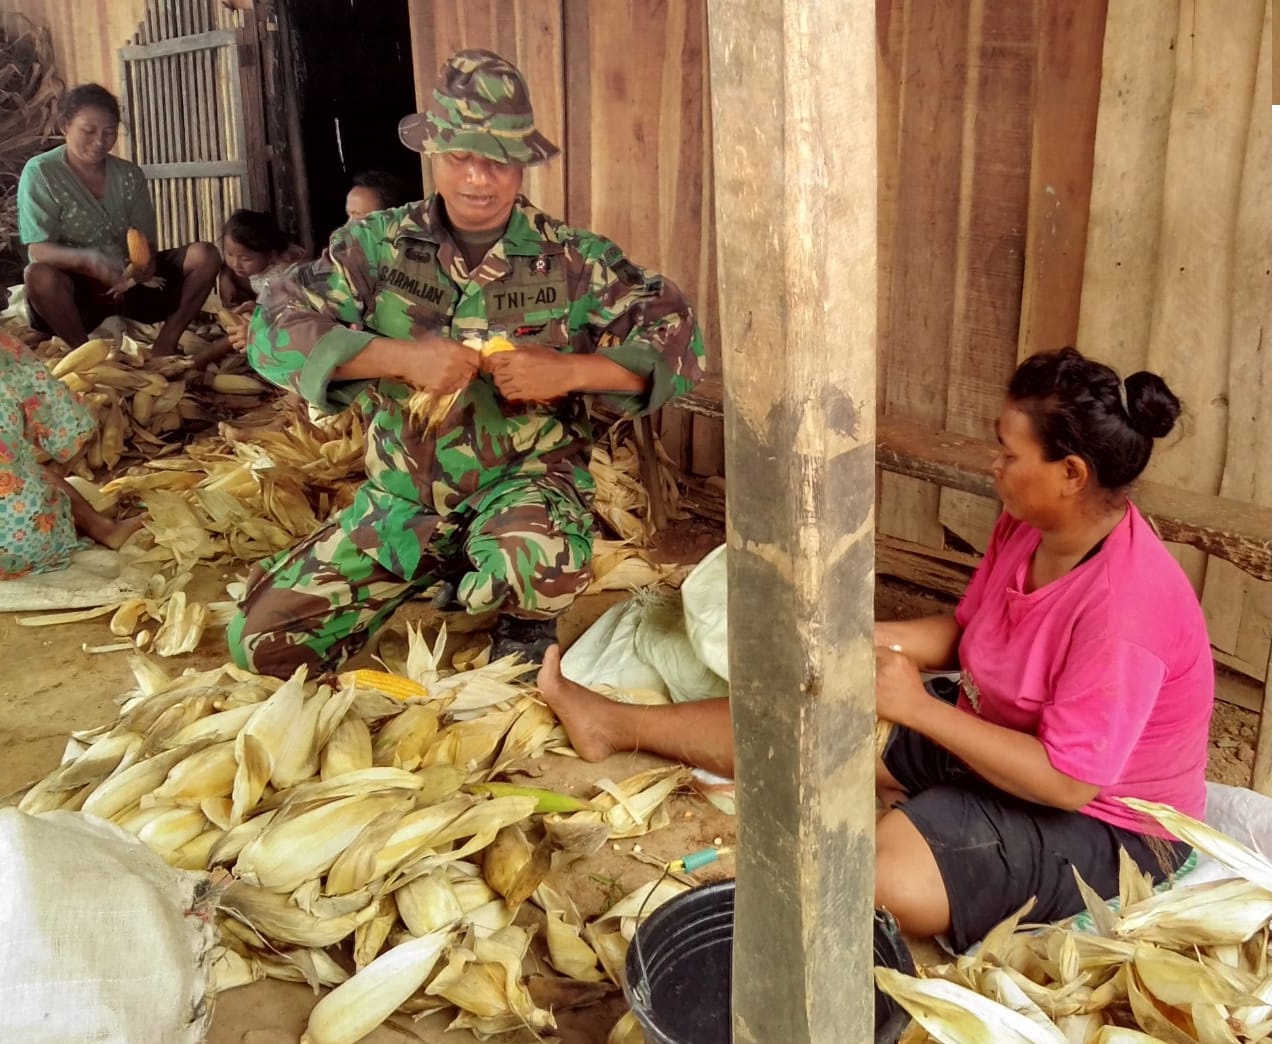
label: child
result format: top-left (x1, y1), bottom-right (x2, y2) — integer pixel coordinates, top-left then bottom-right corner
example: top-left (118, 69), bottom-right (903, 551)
top-left (0, 328), bottom-right (146, 579)
top-left (345, 170), bottom-right (411, 224)
top-left (196, 210), bottom-right (304, 370)
top-left (218, 208), bottom-right (305, 308)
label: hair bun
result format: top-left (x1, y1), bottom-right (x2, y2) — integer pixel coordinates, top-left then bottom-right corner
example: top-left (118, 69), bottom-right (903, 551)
top-left (1123, 371), bottom-right (1180, 439)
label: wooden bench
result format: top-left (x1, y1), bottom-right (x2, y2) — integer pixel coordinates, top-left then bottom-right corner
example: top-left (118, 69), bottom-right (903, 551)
top-left (641, 376), bottom-right (1274, 792)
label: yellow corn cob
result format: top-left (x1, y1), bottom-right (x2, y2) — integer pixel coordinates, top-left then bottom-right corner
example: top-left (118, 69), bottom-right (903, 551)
top-left (209, 373), bottom-right (269, 395)
top-left (301, 928), bottom-right (456, 1044)
top-left (341, 669), bottom-right (427, 701)
top-left (126, 226), bottom-right (151, 268)
top-left (50, 338), bottom-right (113, 377)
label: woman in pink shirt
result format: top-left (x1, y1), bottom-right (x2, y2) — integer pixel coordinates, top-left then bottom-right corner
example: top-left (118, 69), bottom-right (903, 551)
top-left (535, 347), bottom-right (1211, 950)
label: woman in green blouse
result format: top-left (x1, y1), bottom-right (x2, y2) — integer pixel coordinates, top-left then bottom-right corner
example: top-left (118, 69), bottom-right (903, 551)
top-left (18, 83), bottom-right (220, 357)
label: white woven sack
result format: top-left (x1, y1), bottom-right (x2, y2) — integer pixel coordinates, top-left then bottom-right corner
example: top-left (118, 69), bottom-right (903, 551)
top-left (680, 543), bottom-right (729, 681)
top-left (633, 595), bottom-right (729, 703)
top-left (560, 597), bottom-right (669, 695)
top-left (0, 809), bottom-right (218, 1044)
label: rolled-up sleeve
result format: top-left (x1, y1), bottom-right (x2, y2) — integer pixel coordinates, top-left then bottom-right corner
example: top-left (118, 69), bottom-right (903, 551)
top-left (246, 224), bottom-right (381, 411)
top-left (569, 237), bottom-right (706, 417)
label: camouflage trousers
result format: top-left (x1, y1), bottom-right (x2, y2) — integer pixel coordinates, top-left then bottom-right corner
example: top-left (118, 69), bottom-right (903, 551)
top-left (227, 476), bottom-right (595, 679)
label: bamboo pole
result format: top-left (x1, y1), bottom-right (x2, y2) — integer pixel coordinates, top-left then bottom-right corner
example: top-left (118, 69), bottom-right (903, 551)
top-left (707, 1), bottom-right (879, 1041)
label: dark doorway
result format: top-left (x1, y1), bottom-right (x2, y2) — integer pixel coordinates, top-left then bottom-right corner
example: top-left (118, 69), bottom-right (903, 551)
top-left (276, 0), bottom-right (423, 250)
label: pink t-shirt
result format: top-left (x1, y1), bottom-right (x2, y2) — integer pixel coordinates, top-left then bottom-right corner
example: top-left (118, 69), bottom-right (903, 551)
top-left (954, 503), bottom-right (1213, 837)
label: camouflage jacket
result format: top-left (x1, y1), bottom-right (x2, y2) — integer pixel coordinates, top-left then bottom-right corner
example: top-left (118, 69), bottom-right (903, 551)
top-left (247, 195), bottom-right (705, 574)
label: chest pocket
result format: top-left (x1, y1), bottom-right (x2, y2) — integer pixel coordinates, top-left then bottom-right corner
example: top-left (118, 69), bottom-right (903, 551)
top-left (373, 240), bottom-right (459, 338)
top-left (482, 253), bottom-right (569, 346)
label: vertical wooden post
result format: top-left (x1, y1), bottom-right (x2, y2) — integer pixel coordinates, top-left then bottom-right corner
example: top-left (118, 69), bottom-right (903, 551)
top-left (707, 3), bottom-right (878, 1042)
top-left (1251, 660), bottom-right (1271, 796)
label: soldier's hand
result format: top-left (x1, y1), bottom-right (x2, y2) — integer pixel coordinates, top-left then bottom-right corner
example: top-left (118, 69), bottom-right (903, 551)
top-left (403, 335), bottom-right (481, 395)
top-left (485, 344), bottom-right (577, 403)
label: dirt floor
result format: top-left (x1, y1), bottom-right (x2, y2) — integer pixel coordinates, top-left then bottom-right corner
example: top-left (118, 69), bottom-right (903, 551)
top-left (0, 517), bottom-right (1265, 1043)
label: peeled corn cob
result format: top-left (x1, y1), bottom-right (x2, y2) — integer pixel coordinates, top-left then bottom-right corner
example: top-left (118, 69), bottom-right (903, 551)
top-left (208, 373), bottom-right (270, 395)
top-left (342, 669), bottom-right (427, 701)
top-left (127, 227), bottom-right (152, 268)
top-left (51, 338), bottom-right (113, 378)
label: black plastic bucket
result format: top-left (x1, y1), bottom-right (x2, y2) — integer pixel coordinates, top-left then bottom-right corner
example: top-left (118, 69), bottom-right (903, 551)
top-left (623, 879), bottom-right (914, 1044)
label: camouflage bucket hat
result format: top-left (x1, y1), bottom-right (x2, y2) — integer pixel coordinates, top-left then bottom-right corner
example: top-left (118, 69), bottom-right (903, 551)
top-left (398, 49), bottom-right (559, 166)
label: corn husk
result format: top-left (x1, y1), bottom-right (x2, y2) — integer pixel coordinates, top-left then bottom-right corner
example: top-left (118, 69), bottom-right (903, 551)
top-left (301, 927), bottom-right (456, 1044)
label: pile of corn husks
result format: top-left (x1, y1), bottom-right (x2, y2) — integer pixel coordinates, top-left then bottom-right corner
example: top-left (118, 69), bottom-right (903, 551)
top-left (13, 623), bottom-right (695, 1043)
top-left (18, 354), bottom-right (686, 655)
top-left (877, 799), bottom-right (1272, 1044)
top-left (30, 329), bottom-right (276, 477)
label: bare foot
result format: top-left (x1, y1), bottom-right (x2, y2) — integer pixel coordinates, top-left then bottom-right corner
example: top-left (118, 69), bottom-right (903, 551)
top-left (81, 512), bottom-right (148, 550)
top-left (100, 513), bottom-right (148, 550)
top-left (535, 644), bottom-right (629, 763)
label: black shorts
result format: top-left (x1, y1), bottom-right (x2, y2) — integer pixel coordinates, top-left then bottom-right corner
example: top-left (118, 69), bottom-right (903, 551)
top-left (882, 725), bottom-right (1191, 953)
top-left (28, 246), bottom-right (190, 334)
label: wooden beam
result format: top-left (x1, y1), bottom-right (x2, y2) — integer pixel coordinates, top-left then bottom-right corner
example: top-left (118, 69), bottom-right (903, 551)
top-left (708, 2), bottom-right (878, 1041)
top-left (120, 28), bottom-right (236, 61)
top-left (1251, 662), bottom-right (1271, 795)
top-left (874, 416), bottom-right (1272, 581)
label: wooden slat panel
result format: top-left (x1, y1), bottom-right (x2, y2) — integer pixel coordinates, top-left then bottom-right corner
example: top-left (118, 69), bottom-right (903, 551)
top-left (406, 0), bottom-right (566, 216)
top-left (1199, 4), bottom-right (1272, 680)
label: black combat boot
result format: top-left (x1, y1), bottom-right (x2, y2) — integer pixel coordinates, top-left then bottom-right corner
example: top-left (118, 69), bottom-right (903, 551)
top-left (490, 615), bottom-right (559, 664)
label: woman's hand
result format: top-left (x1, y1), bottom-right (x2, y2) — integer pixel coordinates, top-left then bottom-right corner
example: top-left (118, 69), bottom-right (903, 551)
top-left (81, 249), bottom-right (124, 288)
top-left (874, 645), bottom-right (932, 727)
top-left (400, 335), bottom-right (480, 396)
top-left (484, 344), bottom-right (577, 402)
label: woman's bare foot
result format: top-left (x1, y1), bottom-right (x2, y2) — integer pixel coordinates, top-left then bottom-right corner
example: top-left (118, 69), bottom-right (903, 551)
top-left (82, 512), bottom-right (148, 550)
top-left (536, 644), bottom-right (631, 763)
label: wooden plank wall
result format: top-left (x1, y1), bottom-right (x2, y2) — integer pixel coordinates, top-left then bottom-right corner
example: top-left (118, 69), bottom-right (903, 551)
top-left (1077, 0), bottom-right (1272, 680)
top-left (5, 0), bottom-right (148, 100)
top-left (408, 0), bottom-right (1274, 678)
top-left (404, 0), bottom-right (722, 479)
top-left (406, 0), bottom-right (567, 219)
top-left (877, 0), bottom-right (1108, 557)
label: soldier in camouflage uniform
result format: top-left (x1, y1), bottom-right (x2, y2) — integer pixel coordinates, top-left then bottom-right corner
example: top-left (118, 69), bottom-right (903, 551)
top-left (227, 49), bottom-right (706, 679)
